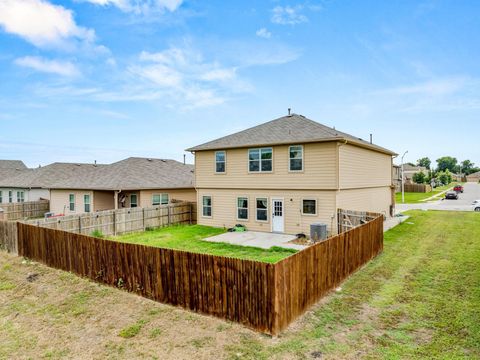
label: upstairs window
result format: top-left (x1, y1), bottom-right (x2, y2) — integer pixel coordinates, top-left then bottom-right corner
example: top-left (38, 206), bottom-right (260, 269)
top-left (69, 194), bottom-right (75, 211)
top-left (249, 148), bottom-right (272, 172)
top-left (215, 151), bottom-right (226, 173)
top-left (289, 145), bottom-right (303, 171)
top-left (84, 194), bottom-right (91, 213)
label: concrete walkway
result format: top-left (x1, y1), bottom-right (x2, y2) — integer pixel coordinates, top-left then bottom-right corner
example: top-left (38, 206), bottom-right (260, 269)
top-left (204, 231), bottom-right (305, 250)
top-left (383, 214), bottom-right (410, 232)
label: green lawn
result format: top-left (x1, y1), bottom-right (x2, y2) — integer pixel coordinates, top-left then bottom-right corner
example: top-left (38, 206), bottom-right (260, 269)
top-left (109, 225), bottom-right (297, 263)
top-left (227, 210), bottom-right (480, 359)
top-left (395, 183), bottom-right (458, 203)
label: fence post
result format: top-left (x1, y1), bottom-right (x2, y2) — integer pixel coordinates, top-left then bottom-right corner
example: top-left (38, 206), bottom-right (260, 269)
top-left (189, 203), bottom-right (192, 225)
top-left (113, 211), bottom-right (116, 236)
top-left (78, 216), bottom-right (82, 234)
top-left (142, 208), bottom-right (145, 231)
top-left (168, 205), bottom-right (171, 225)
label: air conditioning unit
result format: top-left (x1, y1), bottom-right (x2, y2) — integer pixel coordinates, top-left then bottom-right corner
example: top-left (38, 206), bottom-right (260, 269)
top-left (310, 223), bottom-right (327, 243)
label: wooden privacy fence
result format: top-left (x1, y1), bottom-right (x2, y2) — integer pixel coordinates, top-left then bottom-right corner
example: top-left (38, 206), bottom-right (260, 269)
top-left (0, 200), bottom-right (49, 220)
top-left (337, 208), bottom-right (383, 233)
top-left (403, 184), bottom-right (432, 193)
top-left (15, 212), bottom-right (384, 335)
top-left (24, 202), bottom-right (195, 236)
top-left (0, 221), bottom-right (18, 254)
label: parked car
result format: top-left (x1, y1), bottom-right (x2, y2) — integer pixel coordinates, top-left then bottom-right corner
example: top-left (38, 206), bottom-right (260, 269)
top-left (445, 191), bottom-right (459, 200)
top-left (453, 185), bottom-right (464, 193)
top-left (473, 200), bottom-right (480, 211)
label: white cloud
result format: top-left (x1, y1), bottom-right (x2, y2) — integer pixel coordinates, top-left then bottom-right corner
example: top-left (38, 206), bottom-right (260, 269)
top-left (0, 0), bottom-right (94, 48)
top-left (83, 0), bottom-right (183, 14)
top-left (14, 56), bottom-right (80, 77)
top-left (378, 77), bottom-right (467, 97)
top-left (271, 5), bottom-right (308, 25)
top-left (256, 28), bottom-right (272, 39)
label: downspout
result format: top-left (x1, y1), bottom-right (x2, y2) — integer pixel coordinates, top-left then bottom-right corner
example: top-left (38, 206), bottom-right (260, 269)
top-left (335, 139), bottom-right (348, 234)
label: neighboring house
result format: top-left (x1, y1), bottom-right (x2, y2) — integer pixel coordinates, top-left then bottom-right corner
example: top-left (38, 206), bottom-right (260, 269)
top-left (466, 171), bottom-right (480, 183)
top-left (392, 164), bottom-right (402, 192)
top-left (402, 164), bottom-right (428, 184)
top-left (0, 160), bottom-right (32, 204)
top-left (0, 162), bottom-right (97, 204)
top-left (186, 113), bottom-right (397, 235)
top-left (48, 157), bottom-right (195, 215)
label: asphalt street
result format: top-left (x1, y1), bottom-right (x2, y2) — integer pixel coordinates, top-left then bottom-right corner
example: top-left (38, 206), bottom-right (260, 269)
top-left (396, 182), bottom-right (480, 212)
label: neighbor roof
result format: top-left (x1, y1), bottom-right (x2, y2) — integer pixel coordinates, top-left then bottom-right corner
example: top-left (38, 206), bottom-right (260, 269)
top-left (186, 114), bottom-right (396, 155)
top-left (0, 163), bottom-right (107, 188)
top-left (48, 157), bottom-right (195, 190)
top-left (0, 160), bottom-right (27, 170)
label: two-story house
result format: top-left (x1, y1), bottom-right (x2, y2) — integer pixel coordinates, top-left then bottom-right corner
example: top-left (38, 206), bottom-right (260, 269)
top-left (187, 114), bottom-right (397, 235)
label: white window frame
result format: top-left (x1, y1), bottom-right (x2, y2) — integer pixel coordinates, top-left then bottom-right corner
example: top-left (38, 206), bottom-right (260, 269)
top-left (215, 150), bottom-right (226, 174)
top-left (0, 190), bottom-right (2, 203)
top-left (301, 198), bottom-right (317, 216)
top-left (255, 197), bottom-right (269, 222)
top-left (248, 148), bottom-right (273, 173)
top-left (130, 194), bottom-right (138, 208)
top-left (8, 190), bottom-right (13, 203)
top-left (202, 195), bottom-right (212, 218)
top-left (236, 196), bottom-right (249, 221)
top-left (17, 191), bottom-right (25, 203)
top-left (84, 194), bottom-right (91, 213)
top-left (69, 194), bottom-right (75, 211)
top-left (289, 145), bottom-right (304, 172)
top-left (152, 193), bottom-right (169, 206)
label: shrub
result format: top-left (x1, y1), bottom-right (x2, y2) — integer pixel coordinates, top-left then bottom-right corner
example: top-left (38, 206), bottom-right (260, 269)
top-left (412, 172), bottom-right (426, 184)
top-left (90, 229), bottom-right (104, 238)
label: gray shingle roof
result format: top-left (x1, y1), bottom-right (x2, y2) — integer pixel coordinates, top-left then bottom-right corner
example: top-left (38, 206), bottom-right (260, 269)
top-left (48, 157), bottom-right (194, 190)
top-left (0, 160), bottom-right (27, 170)
top-left (186, 114), bottom-right (396, 155)
top-left (0, 158), bottom-right (195, 191)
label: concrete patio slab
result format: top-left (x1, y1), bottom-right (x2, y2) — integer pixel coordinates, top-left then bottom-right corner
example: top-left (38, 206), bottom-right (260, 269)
top-left (204, 231), bottom-right (305, 251)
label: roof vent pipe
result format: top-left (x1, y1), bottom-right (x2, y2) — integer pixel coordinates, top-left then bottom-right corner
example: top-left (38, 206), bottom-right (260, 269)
top-left (288, 108), bottom-right (291, 116)
top-left (183, 154), bottom-right (186, 165)
top-left (370, 134), bottom-right (373, 144)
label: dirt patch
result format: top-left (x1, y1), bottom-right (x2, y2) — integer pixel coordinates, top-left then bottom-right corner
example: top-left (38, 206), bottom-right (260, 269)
top-left (0, 251), bottom-right (260, 359)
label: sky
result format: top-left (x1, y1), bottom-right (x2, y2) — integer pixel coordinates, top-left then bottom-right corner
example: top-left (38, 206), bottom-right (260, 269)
top-left (0, 0), bottom-right (479, 168)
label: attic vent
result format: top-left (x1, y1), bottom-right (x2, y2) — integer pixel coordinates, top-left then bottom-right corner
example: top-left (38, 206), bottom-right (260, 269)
top-left (147, 158), bottom-right (153, 161)
top-left (161, 159), bottom-right (167, 162)
top-left (76, 164), bottom-right (81, 166)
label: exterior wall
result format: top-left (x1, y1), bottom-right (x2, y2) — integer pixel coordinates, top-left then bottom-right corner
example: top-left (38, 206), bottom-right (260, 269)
top-left (0, 188), bottom-right (49, 203)
top-left (50, 190), bottom-right (94, 215)
top-left (466, 173), bottom-right (480, 182)
top-left (196, 188), bottom-right (337, 235)
top-left (195, 142), bottom-right (338, 190)
top-left (93, 191), bottom-right (115, 211)
top-left (0, 188), bottom-right (25, 203)
top-left (336, 187), bottom-right (391, 218)
top-left (339, 144), bottom-right (392, 189)
top-left (139, 188), bottom-right (196, 208)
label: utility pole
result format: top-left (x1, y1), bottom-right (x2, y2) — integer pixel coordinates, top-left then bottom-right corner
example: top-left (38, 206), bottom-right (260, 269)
top-left (401, 151), bottom-right (409, 204)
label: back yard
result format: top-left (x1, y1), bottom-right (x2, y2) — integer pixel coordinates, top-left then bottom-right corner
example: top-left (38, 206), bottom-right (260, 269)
top-left (1, 210), bottom-right (479, 359)
top-left (109, 224), bottom-right (297, 263)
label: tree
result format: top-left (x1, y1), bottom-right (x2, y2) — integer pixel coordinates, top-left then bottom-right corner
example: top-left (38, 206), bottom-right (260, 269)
top-left (412, 172), bottom-right (426, 184)
top-left (438, 172), bottom-right (449, 185)
top-left (461, 160), bottom-right (475, 175)
top-left (417, 157), bottom-right (431, 170)
top-left (436, 156), bottom-right (458, 173)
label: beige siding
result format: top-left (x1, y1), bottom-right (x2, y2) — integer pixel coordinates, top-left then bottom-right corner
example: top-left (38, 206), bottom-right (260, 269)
top-left (139, 188), bottom-right (196, 208)
top-left (197, 188), bottom-right (337, 235)
top-left (195, 142), bottom-right (338, 190)
top-left (93, 191), bottom-right (115, 211)
top-left (339, 144), bottom-right (392, 189)
top-left (50, 190), bottom-right (94, 215)
top-left (336, 187), bottom-right (392, 218)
